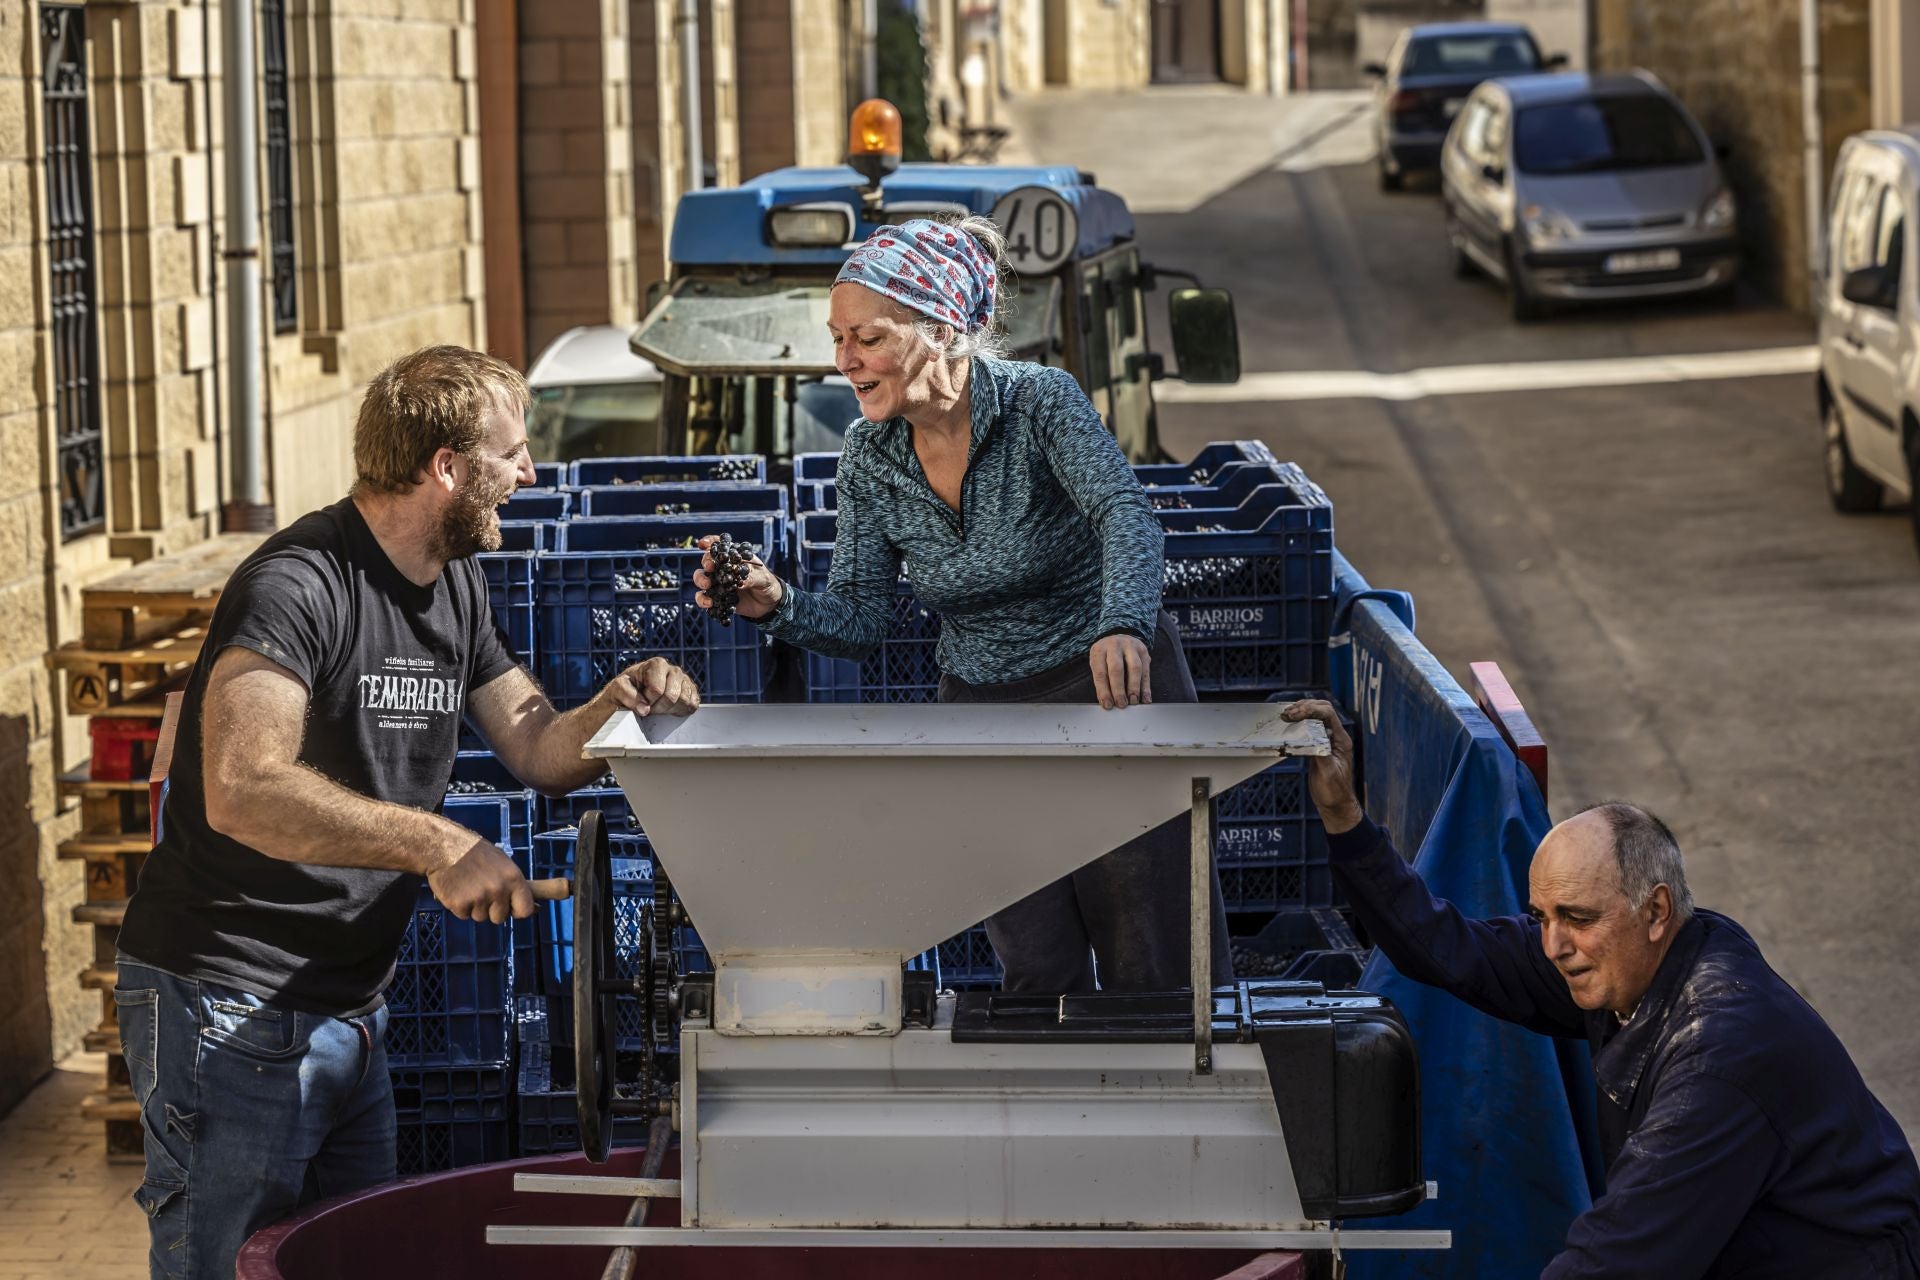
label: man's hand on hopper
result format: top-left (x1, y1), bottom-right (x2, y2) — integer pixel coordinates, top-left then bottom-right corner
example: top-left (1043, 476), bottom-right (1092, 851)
top-left (692, 534), bottom-right (784, 621)
top-left (1281, 699), bottom-right (1366, 835)
top-left (608, 657), bottom-right (700, 718)
top-left (1090, 633), bottom-right (1152, 710)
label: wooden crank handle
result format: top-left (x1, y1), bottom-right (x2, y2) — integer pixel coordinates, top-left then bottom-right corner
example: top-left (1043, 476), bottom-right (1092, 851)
top-left (530, 877), bottom-right (573, 901)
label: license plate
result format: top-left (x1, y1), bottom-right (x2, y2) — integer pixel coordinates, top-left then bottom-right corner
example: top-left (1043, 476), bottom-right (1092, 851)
top-left (1443, 98), bottom-right (1463, 117)
top-left (1604, 249), bottom-right (1682, 274)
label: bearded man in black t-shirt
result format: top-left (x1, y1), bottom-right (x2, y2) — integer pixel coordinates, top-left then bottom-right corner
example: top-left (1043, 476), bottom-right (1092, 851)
top-left (114, 345), bottom-right (698, 1280)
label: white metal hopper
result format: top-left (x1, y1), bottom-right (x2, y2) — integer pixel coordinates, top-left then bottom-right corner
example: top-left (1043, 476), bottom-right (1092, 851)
top-left (586, 702), bottom-right (1327, 1034)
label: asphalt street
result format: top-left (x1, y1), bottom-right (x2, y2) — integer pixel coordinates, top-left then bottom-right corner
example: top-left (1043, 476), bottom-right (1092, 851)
top-left (1005, 88), bottom-right (1920, 1139)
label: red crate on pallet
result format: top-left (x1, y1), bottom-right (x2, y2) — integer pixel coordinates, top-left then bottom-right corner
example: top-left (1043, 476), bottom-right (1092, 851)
top-left (89, 717), bottom-right (162, 782)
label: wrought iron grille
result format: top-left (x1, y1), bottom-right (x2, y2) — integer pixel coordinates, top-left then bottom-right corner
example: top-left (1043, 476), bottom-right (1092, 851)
top-left (41, 5), bottom-right (102, 541)
top-left (263, 0), bottom-right (296, 333)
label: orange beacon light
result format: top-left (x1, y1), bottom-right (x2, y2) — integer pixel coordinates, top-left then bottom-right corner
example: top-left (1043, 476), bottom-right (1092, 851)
top-left (848, 98), bottom-right (903, 187)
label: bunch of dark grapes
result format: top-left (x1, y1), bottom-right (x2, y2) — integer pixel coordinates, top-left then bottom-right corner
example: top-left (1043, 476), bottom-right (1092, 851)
top-left (703, 534), bottom-right (759, 625)
top-left (710, 457), bottom-right (759, 481)
top-left (1230, 943), bottom-right (1297, 979)
top-left (614, 569), bottom-right (677, 592)
top-left (446, 779), bottom-right (493, 795)
top-left (1151, 494), bottom-right (1193, 510)
top-left (653, 502), bottom-right (693, 515)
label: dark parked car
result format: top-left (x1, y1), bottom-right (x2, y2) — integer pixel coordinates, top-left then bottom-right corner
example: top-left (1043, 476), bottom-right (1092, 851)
top-left (1366, 22), bottom-right (1565, 191)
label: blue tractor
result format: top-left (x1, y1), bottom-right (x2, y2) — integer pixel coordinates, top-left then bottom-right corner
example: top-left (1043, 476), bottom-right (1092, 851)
top-left (625, 105), bottom-right (1242, 468)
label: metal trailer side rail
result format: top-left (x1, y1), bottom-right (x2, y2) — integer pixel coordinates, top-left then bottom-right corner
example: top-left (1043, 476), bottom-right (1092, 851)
top-left (485, 1226), bottom-right (1453, 1250)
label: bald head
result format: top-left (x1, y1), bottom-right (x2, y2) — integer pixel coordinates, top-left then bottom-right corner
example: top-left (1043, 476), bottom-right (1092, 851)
top-left (1528, 803), bottom-right (1690, 1017)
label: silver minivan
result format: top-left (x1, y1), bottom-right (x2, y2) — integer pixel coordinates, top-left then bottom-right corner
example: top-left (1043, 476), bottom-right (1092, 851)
top-left (1440, 71), bottom-right (1740, 320)
top-left (1815, 128), bottom-right (1920, 554)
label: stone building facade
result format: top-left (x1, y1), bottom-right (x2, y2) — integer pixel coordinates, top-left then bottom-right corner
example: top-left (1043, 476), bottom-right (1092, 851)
top-left (995, 0), bottom-right (1285, 94)
top-left (0, 0), bottom-right (488, 1118)
top-left (1589, 0), bottom-right (1874, 311)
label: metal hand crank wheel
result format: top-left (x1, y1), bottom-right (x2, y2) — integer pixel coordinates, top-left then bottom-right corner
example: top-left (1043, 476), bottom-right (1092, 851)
top-left (572, 810), bottom-right (623, 1163)
top-left (569, 809), bottom-right (676, 1164)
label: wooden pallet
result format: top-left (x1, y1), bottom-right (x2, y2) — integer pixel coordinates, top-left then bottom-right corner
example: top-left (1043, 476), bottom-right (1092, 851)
top-left (80, 533), bottom-right (265, 647)
top-left (46, 630), bottom-right (205, 716)
top-left (79, 1089), bottom-right (144, 1164)
top-left (73, 899), bottom-right (126, 928)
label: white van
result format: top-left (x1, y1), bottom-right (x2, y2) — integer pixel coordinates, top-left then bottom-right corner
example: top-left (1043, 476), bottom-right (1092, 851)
top-left (1816, 129), bottom-right (1920, 555)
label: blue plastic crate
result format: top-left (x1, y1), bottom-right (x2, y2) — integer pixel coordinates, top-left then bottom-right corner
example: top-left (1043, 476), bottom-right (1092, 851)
top-left (477, 552), bottom-right (537, 669)
top-left (569, 454), bottom-right (766, 486)
top-left (574, 482), bottom-right (787, 520)
top-left (532, 549), bottom-right (772, 709)
top-left (540, 783), bottom-right (635, 836)
top-left (514, 997), bottom-right (658, 1156)
top-left (1132, 441), bottom-right (1277, 488)
top-left (1162, 500), bottom-right (1335, 695)
top-left (1145, 461), bottom-right (1324, 515)
top-left (533, 462), bottom-right (566, 487)
top-left (1214, 756), bottom-right (1331, 870)
top-left (502, 487), bottom-right (572, 520)
top-left (794, 479), bottom-right (837, 513)
top-left (796, 511), bottom-right (841, 589)
top-left (794, 512), bottom-right (942, 703)
top-left (793, 452), bottom-right (840, 484)
top-left (556, 512), bottom-right (784, 571)
top-left (495, 520), bottom-right (552, 552)
top-left (385, 886), bottom-right (516, 1068)
top-left (514, 1038), bottom-right (654, 1157)
top-left (936, 924), bottom-right (1002, 990)
top-left (391, 1065), bottom-right (513, 1175)
top-left (1229, 907), bottom-right (1368, 987)
top-left (445, 757), bottom-right (537, 857)
top-left (802, 593), bottom-right (942, 703)
top-left (1218, 861), bottom-right (1338, 914)
top-left (446, 757), bottom-right (541, 993)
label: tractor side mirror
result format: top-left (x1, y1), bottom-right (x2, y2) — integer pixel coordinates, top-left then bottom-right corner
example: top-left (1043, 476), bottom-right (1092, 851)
top-left (1168, 288), bottom-right (1241, 385)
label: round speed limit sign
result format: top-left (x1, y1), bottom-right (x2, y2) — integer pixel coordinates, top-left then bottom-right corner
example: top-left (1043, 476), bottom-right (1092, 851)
top-left (990, 186), bottom-right (1079, 275)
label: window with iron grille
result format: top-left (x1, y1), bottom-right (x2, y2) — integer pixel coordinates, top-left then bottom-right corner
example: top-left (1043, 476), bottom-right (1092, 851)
top-left (263, 0), bottom-right (296, 334)
top-left (42, 5), bottom-right (103, 542)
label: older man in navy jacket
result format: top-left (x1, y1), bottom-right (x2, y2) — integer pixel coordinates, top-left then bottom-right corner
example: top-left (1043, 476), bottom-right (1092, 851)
top-left (1283, 700), bottom-right (1920, 1279)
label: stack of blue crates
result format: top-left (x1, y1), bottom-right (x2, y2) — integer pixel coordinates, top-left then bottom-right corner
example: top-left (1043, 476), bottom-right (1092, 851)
top-left (384, 791), bottom-right (529, 1174)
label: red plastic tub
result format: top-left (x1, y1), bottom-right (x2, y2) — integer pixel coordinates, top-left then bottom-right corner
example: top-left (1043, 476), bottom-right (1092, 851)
top-left (237, 1146), bottom-right (1306, 1280)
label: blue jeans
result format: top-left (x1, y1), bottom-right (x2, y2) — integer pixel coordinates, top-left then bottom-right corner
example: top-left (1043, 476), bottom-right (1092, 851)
top-left (114, 959), bottom-right (395, 1280)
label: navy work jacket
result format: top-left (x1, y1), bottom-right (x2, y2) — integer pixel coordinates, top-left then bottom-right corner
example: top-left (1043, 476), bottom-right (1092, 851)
top-left (1328, 816), bottom-right (1920, 1280)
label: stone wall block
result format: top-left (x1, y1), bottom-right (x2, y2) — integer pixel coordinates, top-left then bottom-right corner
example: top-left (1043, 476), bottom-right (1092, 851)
top-left (169, 6), bottom-right (206, 81)
top-left (172, 153), bottom-right (209, 225)
top-left (180, 298), bottom-right (213, 371)
top-left (0, 78), bottom-right (25, 165)
top-left (0, 244), bottom-right (33, 330)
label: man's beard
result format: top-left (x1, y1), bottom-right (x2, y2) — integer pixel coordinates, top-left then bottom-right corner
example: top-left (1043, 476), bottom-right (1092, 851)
top-left (431, 468), bottom-right (515, 562)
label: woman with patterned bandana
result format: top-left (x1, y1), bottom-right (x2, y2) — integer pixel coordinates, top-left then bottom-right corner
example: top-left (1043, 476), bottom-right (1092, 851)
top-left (694, 215), bottom-right (1232, 994)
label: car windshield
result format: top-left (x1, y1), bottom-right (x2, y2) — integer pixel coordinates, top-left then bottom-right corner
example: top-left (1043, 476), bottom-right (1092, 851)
top-left (1514, 96), bottom-right (1704, 174)
top-left (526, 381), bottom-right (665, 463)
top-left (1403, 34), bottom-right (1538, 77)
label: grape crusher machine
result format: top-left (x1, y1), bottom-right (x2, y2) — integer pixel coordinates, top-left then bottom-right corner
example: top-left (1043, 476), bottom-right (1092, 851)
top-left (491, 703), bottom-right (1449, 1255)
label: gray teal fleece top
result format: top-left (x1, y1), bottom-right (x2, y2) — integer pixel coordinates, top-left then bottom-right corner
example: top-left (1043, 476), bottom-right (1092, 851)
top-left (760, 356), bottom-right (1164, 685)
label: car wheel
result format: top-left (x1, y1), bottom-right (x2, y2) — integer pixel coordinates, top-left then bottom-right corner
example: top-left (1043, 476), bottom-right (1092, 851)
top-left (1379, 158), bottom-right (1403, 193)
top-left (1907, 431), bottom-right (1920, 559)
top-left (1505, 241), bottom-right (1543, 322)
top-left (1445, 210), bottom-right (1475, 278)
top-left (1824, 399), bottom-right (1884, 514)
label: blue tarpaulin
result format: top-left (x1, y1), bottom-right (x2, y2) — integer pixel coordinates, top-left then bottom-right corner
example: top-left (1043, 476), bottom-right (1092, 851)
top-left (1331, 552), bottom-right (1602, 1278)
